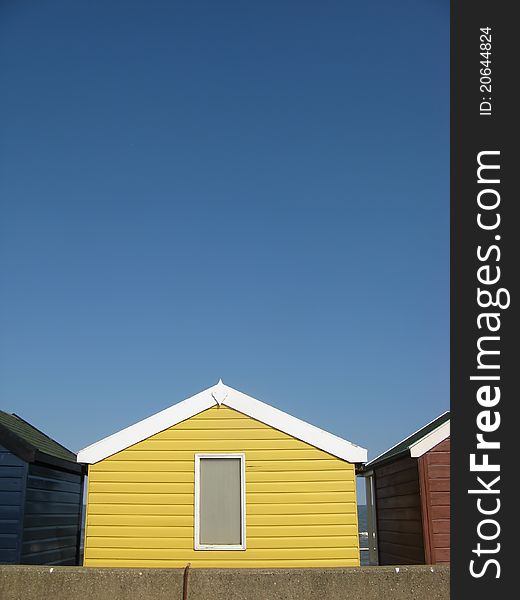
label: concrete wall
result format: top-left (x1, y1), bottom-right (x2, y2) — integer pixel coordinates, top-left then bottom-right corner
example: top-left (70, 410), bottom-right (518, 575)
top-left (0, 565), bottom-right (449, 600)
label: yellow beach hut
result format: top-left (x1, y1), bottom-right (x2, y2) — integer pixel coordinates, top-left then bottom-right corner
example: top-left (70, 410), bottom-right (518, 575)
top-left (77, 380), bottom-right (367, 568)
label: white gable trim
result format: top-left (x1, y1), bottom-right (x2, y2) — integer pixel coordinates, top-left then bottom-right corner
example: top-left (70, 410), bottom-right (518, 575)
top-left (77, 380), bottom-right (367, 464)
top-left (409, 420), bottom-right (450, 458)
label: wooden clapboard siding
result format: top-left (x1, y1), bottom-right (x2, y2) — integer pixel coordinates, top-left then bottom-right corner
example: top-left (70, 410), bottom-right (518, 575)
top-left (374, 456), bottom-right (425, 565)
top-left (0, 445), bottom-right (27, 564)
top-left (419, 437), bottom-right (450, 565)
top-left (20, 464), bottom-right (83, 565)
top-left (85, 405), bottom-right (359, 568)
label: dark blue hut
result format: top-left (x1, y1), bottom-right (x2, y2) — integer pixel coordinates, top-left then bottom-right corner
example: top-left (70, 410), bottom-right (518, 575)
top-left (0, 411), bottom-right (84, 565)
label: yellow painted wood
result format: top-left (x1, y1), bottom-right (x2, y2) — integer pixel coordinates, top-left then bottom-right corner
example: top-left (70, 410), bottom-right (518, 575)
top-left (89, 468), bottom-right (351, 483)
top-left (88, 480), bottom-right (354, 494)
top-left (84, 405), bottom-right (360, 568)
top-left (85, 558), bottom-right (359, 568)
top-left (88, 491), bottom-right (356, 505)
top-left (86, 547), bottom-right (359, 560)
top-left (118, 449), bottom-right (336, 460)
top-left (135, 438), bottom-right (316, 450)
top-left (86, 524), bottom-right (358, 538)
top-left (93, 459), bottom-right (345, 472)
top-left (89, 471), bottom-right (195, 483)
top-left (88, 514), bottom-right (194, 527)
top-left (157, 427), bottom-right (292, 439)
top-left (87, 536), bottom-right (358, 550)
top-left (88, 513), bottom-right (357, 528)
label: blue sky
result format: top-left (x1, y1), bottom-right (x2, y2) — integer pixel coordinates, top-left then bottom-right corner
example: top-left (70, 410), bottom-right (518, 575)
top-left (0, 1), bottom-right (449, 497)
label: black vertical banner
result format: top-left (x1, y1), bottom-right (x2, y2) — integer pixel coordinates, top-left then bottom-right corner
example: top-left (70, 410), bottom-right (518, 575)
top-left (451, 1), bottom-right (515, 598)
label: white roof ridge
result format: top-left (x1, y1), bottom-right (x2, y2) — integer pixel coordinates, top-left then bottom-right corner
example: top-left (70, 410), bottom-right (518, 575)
top-left (77, 380), bottom-right (367, 464)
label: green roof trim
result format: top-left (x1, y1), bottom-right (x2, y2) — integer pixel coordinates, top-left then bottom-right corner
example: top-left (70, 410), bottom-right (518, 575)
top-left (366, 411), bottom-right (450, 468)
top-left (0, 410), bottom-right (76, 463)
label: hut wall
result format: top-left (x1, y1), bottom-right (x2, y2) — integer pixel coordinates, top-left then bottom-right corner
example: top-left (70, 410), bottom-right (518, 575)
top-left (0, 445), bottom-right (27, 564)
top-left (374, 455), bottom-right (425, 565)
top-left (84, 405), bottom-right (360, 568)
top-left (20, 463), bottom-right (83, 565)
top-left (418, 437), bottom-right (450, 564)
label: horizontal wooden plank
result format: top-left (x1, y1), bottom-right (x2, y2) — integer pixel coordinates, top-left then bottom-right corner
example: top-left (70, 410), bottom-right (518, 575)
top-left (88, 490), bottom-right (355, 506)
top-left (24, 514), bottom-right (80, 528)
top-left (88, 480), bottom-right (355, 494)
top-left (376, 479), bottom-right (419, 499)
top-left (133, 439), bottom-right (315, 452)
top-left (87, 502), bottom-right (194, 516)
top-left (431, 505), bottom-right (450, 520)
top-left (379, 541), bottom-right (425, 562)
top-left (94, 459), bottom-right (346, 472)
top-left (90, 482), bottom-right (187, 494)
top-left (246, 468), bottom-right (353, 480)
top-left (248, 503), bottom-right (357, 515)
top-left (23, 526), bottom-right (80, 541)
top-left (374, 457), bottom-right (416, 479)
top-left (377, 519), bottom-right (423, 534)
top-left (375, 531), bottom-right (424, 549)
top-left (428, 478), bottom-right (450, 492)
top-left (88, 512), bottom-right (357, 527)
top-left (0, 534), bottom-right (18, 549)
top-left (432, 548), bottom-right (450, 563)
top-left (171, 419), bottom-right (272, 430)
top-left (85, 547), bottom-right (359, 560)
top-left (0, 506), bottom-right (22, 519)
top-left (432, 519), bottom-right (450, 534)
top-left (0, 491), bottom-right (22, 506)
top-left (0, 520), bottom-right (19, 534)
top-left (430, 491), bottom-right (450, 506)
top-left (379, 551), bottom-right (423, 566)
top-left (0, 466), bottom-right (24, 477)
top-left (87, 502), bottom-right (356, 516)
top-left (432, 533), bottom-right (450, 549)
top-left (26, 489), bottom-right (81, 505)
top-left (29, 464), bottom-right (81, 484)
top-left (27, 476), bottom-right (82, 494)
top-left (86, 524), bottom-right (358, 538)
top-left (185, 408), bottom-right (249, 420)
top-left (377, 494), bottom-right (420, 510)
top-left (427, 465), bottom-right (449, 479)
top-left (0, 549), bottom-right (18, 562)
top-left (24, 502), bottom-right (81, 515)
top-left (377, 507), bottom-right (422, 521)
top-left (425, 452), bottom-right (450, 466)
top-left (115, 450), bottom-right (337, 461)
top-left (253, 490), bottom-right (356, 506)
top-left (88, 514), bottom-right (194, 527)
top-left (0, 478), bottom-right (23, 492)
top-left (89, 468), bottom-right (352, 483)
top-left (21, 546), bottom-right (77, 565)
top-left (89, 470), bottom-right (194, 483)
top-left (248, 481), bottom-right (355, 493)
top-left (228, 536), bottom-right (347, 550)
top-left (86, 535), bottom-right (358, 550)
top-left (0, 454), bottom-right (24, 466)
top-left (155, 428), bottom-right (292, 439)
top-left (22, 536), bottom-right (78, 555)
top-left (84, 558), bottom-right (359, 568)
top-left (375, 467), bottom-right (419, 489)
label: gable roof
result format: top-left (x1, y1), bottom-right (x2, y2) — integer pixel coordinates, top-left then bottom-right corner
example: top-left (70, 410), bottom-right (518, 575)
top-left (364, 411), bottom-right (450, 469)
top-left (0, 410), bottom-right (80, 469)
top-left (77, 380), bottom-right (368, 464)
